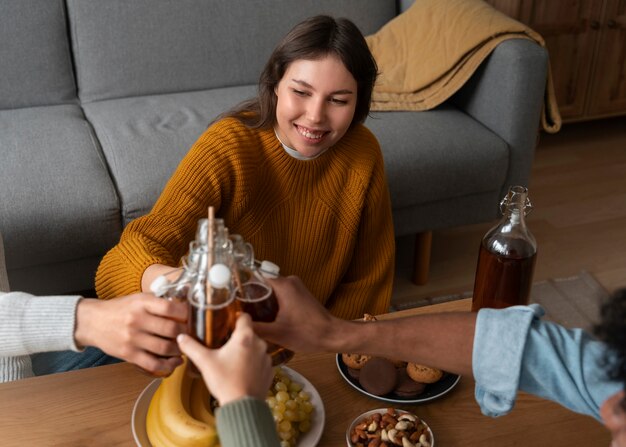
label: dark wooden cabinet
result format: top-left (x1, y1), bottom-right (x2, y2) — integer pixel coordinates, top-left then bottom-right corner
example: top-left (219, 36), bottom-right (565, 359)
top-left (485, 0), bottom-right (626, 122)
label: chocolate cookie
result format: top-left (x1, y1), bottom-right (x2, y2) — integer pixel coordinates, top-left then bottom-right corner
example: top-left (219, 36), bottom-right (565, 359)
top-left (347, 367), bottom-right (361, 380)
top-left (359, 357), bottom-right (398, 396)
top-left (341, 353), bottom-right (371, 370)
top-left (406, 363), bottom-right (443, 384)
top-left (386, 358), bottom-right (407, 368)
top-left (394, 368), bottom-right (426, 398)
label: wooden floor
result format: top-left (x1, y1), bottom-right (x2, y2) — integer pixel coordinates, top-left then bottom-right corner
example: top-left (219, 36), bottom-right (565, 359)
top-left (392, 116), bottom-right (626, 309)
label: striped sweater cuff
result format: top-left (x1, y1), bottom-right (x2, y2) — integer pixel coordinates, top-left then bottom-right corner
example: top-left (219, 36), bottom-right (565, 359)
top-left (216, 396), bottom-right (280, 447)
top-left (0, 356), bottom-right (33, 383)
top-left (0, 292), bottom-right (82, 356)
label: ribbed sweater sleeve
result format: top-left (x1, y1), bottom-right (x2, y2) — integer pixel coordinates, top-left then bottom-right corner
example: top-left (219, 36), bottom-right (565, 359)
top-left (0, 292), bottom-right (82, 382)
top-left (96, 119), bottom-right (395, 320)
top-left (216, 397), bottom-right (280, 447)
top-left (95, 119), bottom-right (236, 299)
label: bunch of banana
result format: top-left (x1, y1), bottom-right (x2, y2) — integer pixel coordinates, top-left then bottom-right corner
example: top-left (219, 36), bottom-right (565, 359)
top-left (146, 357), bottom-right (219, 447)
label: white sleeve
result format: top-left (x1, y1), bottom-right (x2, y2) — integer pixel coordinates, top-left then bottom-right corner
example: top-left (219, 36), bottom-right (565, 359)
top-left (0, 292), bottom-right (82, 356)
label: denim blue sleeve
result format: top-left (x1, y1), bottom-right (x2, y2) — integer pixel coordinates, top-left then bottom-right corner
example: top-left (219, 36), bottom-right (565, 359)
top-left (473, 304), bottom-right (621, 422)
top-left (473, 305), bottom-right (536, 418)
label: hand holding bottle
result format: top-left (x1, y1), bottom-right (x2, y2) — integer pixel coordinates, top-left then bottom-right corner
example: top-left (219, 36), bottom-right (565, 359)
top-left (177, 313), bottom-right (273, 405)
top-left (74, 293), bottom-right (187, 376)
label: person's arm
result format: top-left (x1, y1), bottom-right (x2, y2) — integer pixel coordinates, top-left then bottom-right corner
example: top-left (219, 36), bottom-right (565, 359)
top-left (0, 292), bottom-right (82, 356)
top-left (258, 277), bottom-right (624, 422)
top-left (95, 123), bottom-right (232, 300)
top-left (255, 275), bottom-right (476, 377)
top-left (0, 291), bottom-right (187, 377)
top-left (0, 291), bottom-right (83, 381)
top-left (177, 314), bottom-right (280, 447)
top-left (476, 305), bottom-right (623, 421)
top-left (214, 397), bottom-right (280, 447)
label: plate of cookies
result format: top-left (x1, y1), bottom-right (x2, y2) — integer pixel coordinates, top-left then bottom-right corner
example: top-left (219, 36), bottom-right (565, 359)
top-left (336, 354), bottom-right (460, 404)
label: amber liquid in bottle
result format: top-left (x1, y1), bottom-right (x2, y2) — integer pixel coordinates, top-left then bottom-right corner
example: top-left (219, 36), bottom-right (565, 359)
top-left (236, 281), bottom-right (295, 365)
top-left (189, 293), bottom-right (238, 349)
top-left (471, 239), bottom-right (537, 311)
top-left (472, 186), bottom-right (537, 312)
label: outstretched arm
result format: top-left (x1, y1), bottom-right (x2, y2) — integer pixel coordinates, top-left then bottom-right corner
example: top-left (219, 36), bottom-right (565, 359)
top-left (177, 313), bottom-right (272, 405)
top-left (178, 314), bottom-right (280, 447)
top-left (254, 275), bottom-right (476, 377)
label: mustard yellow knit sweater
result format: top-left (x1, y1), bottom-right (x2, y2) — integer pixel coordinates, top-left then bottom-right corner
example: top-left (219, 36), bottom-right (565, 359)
top-left (95, 118), bottom-right (395, 320)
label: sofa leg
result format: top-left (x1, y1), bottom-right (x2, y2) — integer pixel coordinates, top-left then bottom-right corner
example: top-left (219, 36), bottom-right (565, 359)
top-left (412, 231), bottom-right (433, 285)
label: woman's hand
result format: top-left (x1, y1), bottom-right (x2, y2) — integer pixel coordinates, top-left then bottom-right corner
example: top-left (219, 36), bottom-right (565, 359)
top-left (74, 294), bottom-right (188, 375)
top-left (177, 313), bottom-right (273, 405)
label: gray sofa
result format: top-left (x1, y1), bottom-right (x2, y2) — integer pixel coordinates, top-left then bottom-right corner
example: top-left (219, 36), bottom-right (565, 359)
top-left (0, 0), bottom-right (547, 295)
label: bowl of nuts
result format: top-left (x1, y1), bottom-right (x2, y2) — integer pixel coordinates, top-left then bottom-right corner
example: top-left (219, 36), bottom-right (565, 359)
top-left (346, 407), bottom-right (434, 447)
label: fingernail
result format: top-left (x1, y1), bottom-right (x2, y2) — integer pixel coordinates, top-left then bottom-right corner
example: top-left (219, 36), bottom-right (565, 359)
top-left (176, 333), bottom-right (186, 343)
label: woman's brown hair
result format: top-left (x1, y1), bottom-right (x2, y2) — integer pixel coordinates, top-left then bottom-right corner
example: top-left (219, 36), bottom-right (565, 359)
top-left (217, 15), bottom-right (378, 129)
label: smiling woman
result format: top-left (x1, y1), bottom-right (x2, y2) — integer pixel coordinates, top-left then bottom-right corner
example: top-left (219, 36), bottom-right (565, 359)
top-left (96, 15), bottom-right (395, 322)
top-left (273, 56), bottom-right (357, 159)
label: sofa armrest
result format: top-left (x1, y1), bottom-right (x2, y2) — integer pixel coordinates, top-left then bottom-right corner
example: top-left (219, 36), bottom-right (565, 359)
top-left (450, 39), bottom-right (548, 197)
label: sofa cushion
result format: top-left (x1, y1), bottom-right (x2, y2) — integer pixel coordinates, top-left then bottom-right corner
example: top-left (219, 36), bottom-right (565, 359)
top-left (365, 104), bottom-right (509, 209)
top-left (82, 85), bottom-right (256, 225)
top-left (66, 0), bottom-right (396, 102)
top-left (0, 105), bottom-right (121, 270)
top-left (0, 0), bottom-right (76, 110)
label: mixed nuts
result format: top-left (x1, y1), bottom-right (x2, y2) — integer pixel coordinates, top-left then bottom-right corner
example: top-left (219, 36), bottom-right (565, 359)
top-left (349, 408), bottom-right (432, 447)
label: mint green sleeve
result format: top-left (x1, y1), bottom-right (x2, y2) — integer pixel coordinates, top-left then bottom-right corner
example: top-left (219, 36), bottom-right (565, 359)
top-left (216, 396), bottom-right (280, 447)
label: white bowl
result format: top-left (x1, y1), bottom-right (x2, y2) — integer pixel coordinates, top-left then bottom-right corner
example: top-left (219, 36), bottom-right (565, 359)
top-left (346, 408), bottom-right (434, 447)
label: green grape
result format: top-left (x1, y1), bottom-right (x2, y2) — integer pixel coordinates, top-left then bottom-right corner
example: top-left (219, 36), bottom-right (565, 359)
top-left (275, 381), bottom-right (288, 392)
top-left (299, 420), bottom-right (311, 433)
top-left (285, 399), bottom-right (297, 410)
top-left (267, 369), bottom-right (314, 446)
top-left (278, 420), bottom-right (291, 432)
top-left (288, 382), bottom-right (302, 393)
top-left (275, 390), bottom-right (290, 402)
top-left (302, 401), bottom-right (314, 413)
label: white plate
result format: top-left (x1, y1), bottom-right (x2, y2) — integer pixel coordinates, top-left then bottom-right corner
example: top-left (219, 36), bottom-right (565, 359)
top-left (336, 354), bottom-right (461, 404)
top-left (131, 366), bottom-right (325, 446)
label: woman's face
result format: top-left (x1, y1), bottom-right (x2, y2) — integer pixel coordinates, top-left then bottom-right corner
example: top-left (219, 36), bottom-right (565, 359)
top-left (601, 390), bottom-right (626, 447)
top-left (274, 54), bottom-right (357, 158)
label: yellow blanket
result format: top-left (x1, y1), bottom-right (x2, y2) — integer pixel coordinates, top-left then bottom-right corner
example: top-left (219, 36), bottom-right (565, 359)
top-left (366, 0), bottom-right (561, 133)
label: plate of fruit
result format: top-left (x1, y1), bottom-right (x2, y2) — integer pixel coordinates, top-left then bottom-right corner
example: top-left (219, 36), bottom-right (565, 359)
top-left (131, 359), bottom-right (324, 447)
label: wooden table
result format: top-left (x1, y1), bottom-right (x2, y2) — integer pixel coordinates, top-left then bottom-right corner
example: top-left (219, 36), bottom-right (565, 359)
top-left (0, 299), bottom-right (610, 446)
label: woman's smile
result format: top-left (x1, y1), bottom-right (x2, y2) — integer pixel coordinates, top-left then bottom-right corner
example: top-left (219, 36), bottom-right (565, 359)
top-left (274, 55), bottom-right (357, 158)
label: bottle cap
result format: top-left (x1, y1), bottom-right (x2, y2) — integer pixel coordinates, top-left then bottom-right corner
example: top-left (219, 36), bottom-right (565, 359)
top-left (259, 260), bottom-right (280, 278)
top-left (209, 263), bottom-right (231, 288)
top-left (149, 275), bottom-right (170, 297)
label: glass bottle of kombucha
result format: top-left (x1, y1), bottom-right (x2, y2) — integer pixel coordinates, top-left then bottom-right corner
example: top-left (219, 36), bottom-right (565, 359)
top-left (471, 186), bottom-right (537, 311)
top-left (230, 234), bottom-right (294, 365)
